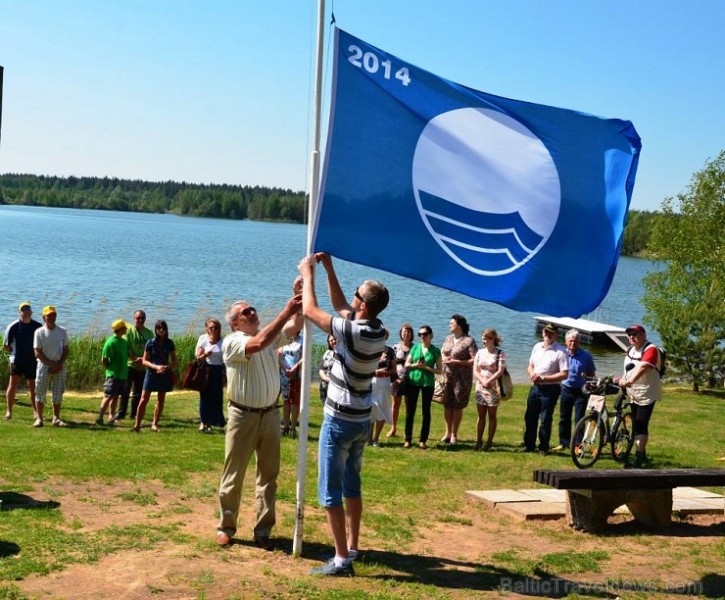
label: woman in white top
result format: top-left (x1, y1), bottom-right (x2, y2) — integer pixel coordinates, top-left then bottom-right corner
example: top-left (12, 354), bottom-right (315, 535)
top-left (195, 317), bottom-right (225, 433)
top-left (473, 328), bottom-right (506, 451)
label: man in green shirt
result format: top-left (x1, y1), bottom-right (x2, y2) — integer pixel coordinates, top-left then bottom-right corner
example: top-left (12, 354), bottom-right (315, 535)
top-left (96, 320), bottom-right (130, 425)
top-left (115, 310), bottom-right (153, 420)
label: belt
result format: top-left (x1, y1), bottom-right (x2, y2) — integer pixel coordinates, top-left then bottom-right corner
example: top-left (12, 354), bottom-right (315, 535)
top-left (228, 401), bottom-right (280, 414)
top-left (325, 398), bottom-right (372, 416)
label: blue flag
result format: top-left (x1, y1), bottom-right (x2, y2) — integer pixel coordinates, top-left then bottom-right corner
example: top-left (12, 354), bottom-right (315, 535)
top-left (313, 28), bottom-right (641, 317)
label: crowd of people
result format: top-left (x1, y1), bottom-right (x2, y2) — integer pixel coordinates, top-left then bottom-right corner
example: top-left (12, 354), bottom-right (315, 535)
top-left (3, 260), bottom-right (665, 576)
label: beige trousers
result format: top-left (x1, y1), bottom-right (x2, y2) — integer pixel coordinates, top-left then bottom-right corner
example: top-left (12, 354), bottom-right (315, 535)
top-left (217, 405), bottom-right (281, 538)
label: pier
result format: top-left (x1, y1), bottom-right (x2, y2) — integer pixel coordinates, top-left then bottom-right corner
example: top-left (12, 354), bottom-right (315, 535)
top-left (533, 316), bottom-right (630, 350)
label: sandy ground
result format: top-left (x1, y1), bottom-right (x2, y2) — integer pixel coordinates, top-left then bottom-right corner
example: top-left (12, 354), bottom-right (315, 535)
top-left (3, 477), bottom-right (723, 599)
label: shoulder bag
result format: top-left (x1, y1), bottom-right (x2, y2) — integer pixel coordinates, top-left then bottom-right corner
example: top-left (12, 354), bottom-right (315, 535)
top-left (496, 350), bottom-right (514, 400)
top-left (183, 359), bottom-right (209, 392)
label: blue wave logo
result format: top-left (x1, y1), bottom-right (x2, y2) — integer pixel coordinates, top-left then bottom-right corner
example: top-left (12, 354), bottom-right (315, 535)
top-left (412, 108), bottom-right (561, 275)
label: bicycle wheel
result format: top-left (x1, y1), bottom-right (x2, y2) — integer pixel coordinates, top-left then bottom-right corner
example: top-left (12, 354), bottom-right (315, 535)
top-left (611, 412), bottom-right (635, 463)
top-left (571, 415), bottom-right (605, 469)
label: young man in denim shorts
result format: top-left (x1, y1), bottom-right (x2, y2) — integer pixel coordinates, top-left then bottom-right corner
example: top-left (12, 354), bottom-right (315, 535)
top-left (298, 252), bottom-right (389, 577)
top-left (96, 319), bottom-right (129, 425)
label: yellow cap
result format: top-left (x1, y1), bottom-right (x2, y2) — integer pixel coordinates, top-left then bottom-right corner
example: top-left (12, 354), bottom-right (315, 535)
top-left (111, 319), bottom-right (127, 332)
top-left (19, 302), bottom-right (32, 311)
top-left (42, 305), bottom-right (57, 317)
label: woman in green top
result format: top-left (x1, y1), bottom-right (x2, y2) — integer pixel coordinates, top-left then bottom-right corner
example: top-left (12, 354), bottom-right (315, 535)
top-left (403, 325), bottom-right (443, 449)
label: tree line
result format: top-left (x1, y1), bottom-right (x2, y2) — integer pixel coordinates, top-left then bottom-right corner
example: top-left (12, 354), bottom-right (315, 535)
top-left (1, 173), bottom-right (669, 255)
top-left (0, 174), bottom-right (307, 223)
top-left (2, 158), bottom-right (723, 390)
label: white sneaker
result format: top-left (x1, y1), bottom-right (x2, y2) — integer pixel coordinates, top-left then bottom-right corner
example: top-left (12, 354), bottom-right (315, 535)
top-left (33, 417), bottom-right (44, 428)
top-left (52, 418), bottom-right (66, 427)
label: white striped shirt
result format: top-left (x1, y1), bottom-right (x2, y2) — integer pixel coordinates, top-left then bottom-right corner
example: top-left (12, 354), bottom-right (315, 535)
top-left (222, 331), bottom-right (280, 408)
top-left (326, 316), bottom-right (386, 422)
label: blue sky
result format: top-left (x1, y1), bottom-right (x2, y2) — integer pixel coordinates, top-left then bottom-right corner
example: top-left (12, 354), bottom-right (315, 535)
top-left (0, 0), bottom-right (722, 211)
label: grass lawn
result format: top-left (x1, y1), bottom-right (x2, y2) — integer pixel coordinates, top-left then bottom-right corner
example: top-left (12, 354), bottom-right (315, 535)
top-left (0, 385), bottom-right (723, 599)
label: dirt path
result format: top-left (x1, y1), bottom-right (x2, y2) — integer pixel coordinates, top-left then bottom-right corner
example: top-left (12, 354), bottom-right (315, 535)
top-left (8, 478), bottom-right (724, 599)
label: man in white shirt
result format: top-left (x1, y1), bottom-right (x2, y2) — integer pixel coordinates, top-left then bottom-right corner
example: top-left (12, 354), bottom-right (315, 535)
top-left (523, 323), bottom-right (568, 455)
top-left (33, 305), bottom-right (69, 428)
top-left (215, 291), bottom-right (301, 550)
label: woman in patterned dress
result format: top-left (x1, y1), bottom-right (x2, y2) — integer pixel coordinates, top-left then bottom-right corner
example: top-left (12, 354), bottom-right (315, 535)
top-left (473, 328), bottom-right (506, 451)
top-left (440, 314), bottom-right (478, 446)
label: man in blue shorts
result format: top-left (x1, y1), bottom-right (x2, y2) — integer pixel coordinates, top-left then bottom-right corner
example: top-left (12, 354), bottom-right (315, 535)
top-left (298, 252), bottom-right (389, 577)
top-left (3, 302), bottom-right (42, 420)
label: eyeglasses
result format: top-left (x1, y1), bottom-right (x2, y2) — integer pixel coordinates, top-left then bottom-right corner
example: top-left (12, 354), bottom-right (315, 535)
top-left (240, 307), bottom-right (257, 317)
top-left (20, 307), bottom-right (32, 312)
top-left (627, 332), bottom-right (641, 338)
top-left (418, 332), bottom-right (430, 337)
top-left (155, 326), bottom-right (167, 331)
top-left (208, 325), bottom-right (220, 330)
top-left (354, 288), bottom-right (364, 302)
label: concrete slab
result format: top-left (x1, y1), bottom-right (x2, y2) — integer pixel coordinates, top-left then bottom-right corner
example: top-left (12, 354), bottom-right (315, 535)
top-left (466, 489), bottom-right (540, 507)
top-left (672, 498), bottom-right (725, 515)
top-left (695, 497), bottom-right (725, 511)
top-left (519, 488), bottom-right (567, 502)
top-left (496, 501), bottom-right (565, 521)
top-left (674, 486), bottom-right (724, 499)
top-left (468, 486), bottom-right (724, 521)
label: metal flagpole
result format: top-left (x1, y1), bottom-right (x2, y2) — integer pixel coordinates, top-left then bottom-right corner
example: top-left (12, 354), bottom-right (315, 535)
top-left (293, 0), bottom-right (326, 557)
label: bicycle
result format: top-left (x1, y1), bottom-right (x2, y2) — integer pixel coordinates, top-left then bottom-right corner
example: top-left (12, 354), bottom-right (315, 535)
top-left (570, 374), bottom-right (635, 469)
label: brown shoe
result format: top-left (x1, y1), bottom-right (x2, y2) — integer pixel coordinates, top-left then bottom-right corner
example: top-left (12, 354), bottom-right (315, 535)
top-left (216, 532), bottom-right (232, 546)
top-left (254, 535), bottom-right (273, 551)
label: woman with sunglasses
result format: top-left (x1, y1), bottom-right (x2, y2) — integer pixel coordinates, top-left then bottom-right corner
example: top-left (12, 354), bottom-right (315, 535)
top-left (134, 320), bottom-right (177, 432)
top-left (386, 323), bottom-right (414, 438)
top-left (195, 317), bottom-right (226, 433)
top-left (403, 325), bottom-right (442, 449)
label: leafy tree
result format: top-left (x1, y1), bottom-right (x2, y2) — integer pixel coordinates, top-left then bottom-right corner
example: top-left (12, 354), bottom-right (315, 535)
top-left (643, 150), bottom-right (725, 390)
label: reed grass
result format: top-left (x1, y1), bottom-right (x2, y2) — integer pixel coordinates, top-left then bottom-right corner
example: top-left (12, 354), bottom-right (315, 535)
top-left (0, 335), bottom-right (326, 391)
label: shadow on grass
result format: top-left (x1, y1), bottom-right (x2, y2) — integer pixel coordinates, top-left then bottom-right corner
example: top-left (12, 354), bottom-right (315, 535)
top-left (0, 491), bottom-right (60, 511)
top-left (0, 541), bottom-right (21, 559)
top-left (216, 537), bottom-right (725, 598)
top-left (601, 518), bottom-right (725, 538)
top-left (295, 542), bottom-right (622, 598)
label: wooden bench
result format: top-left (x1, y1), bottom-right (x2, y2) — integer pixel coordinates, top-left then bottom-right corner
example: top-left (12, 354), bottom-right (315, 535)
top-left (534, 468), bottom-right (725, 533)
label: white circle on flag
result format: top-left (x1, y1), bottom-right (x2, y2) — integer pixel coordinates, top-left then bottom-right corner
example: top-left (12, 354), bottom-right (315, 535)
top-left (412, 107), bottom-right (561, 276)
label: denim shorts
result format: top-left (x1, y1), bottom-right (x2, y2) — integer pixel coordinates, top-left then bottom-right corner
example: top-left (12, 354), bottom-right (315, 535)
top-left (317, 414), bottom-right (370, 507)
top-left (103, 376), bottom-right (126, 398)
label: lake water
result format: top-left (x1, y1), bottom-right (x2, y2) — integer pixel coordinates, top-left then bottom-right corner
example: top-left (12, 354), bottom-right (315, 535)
top-left (0, 205), bottom-right (659, 379)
